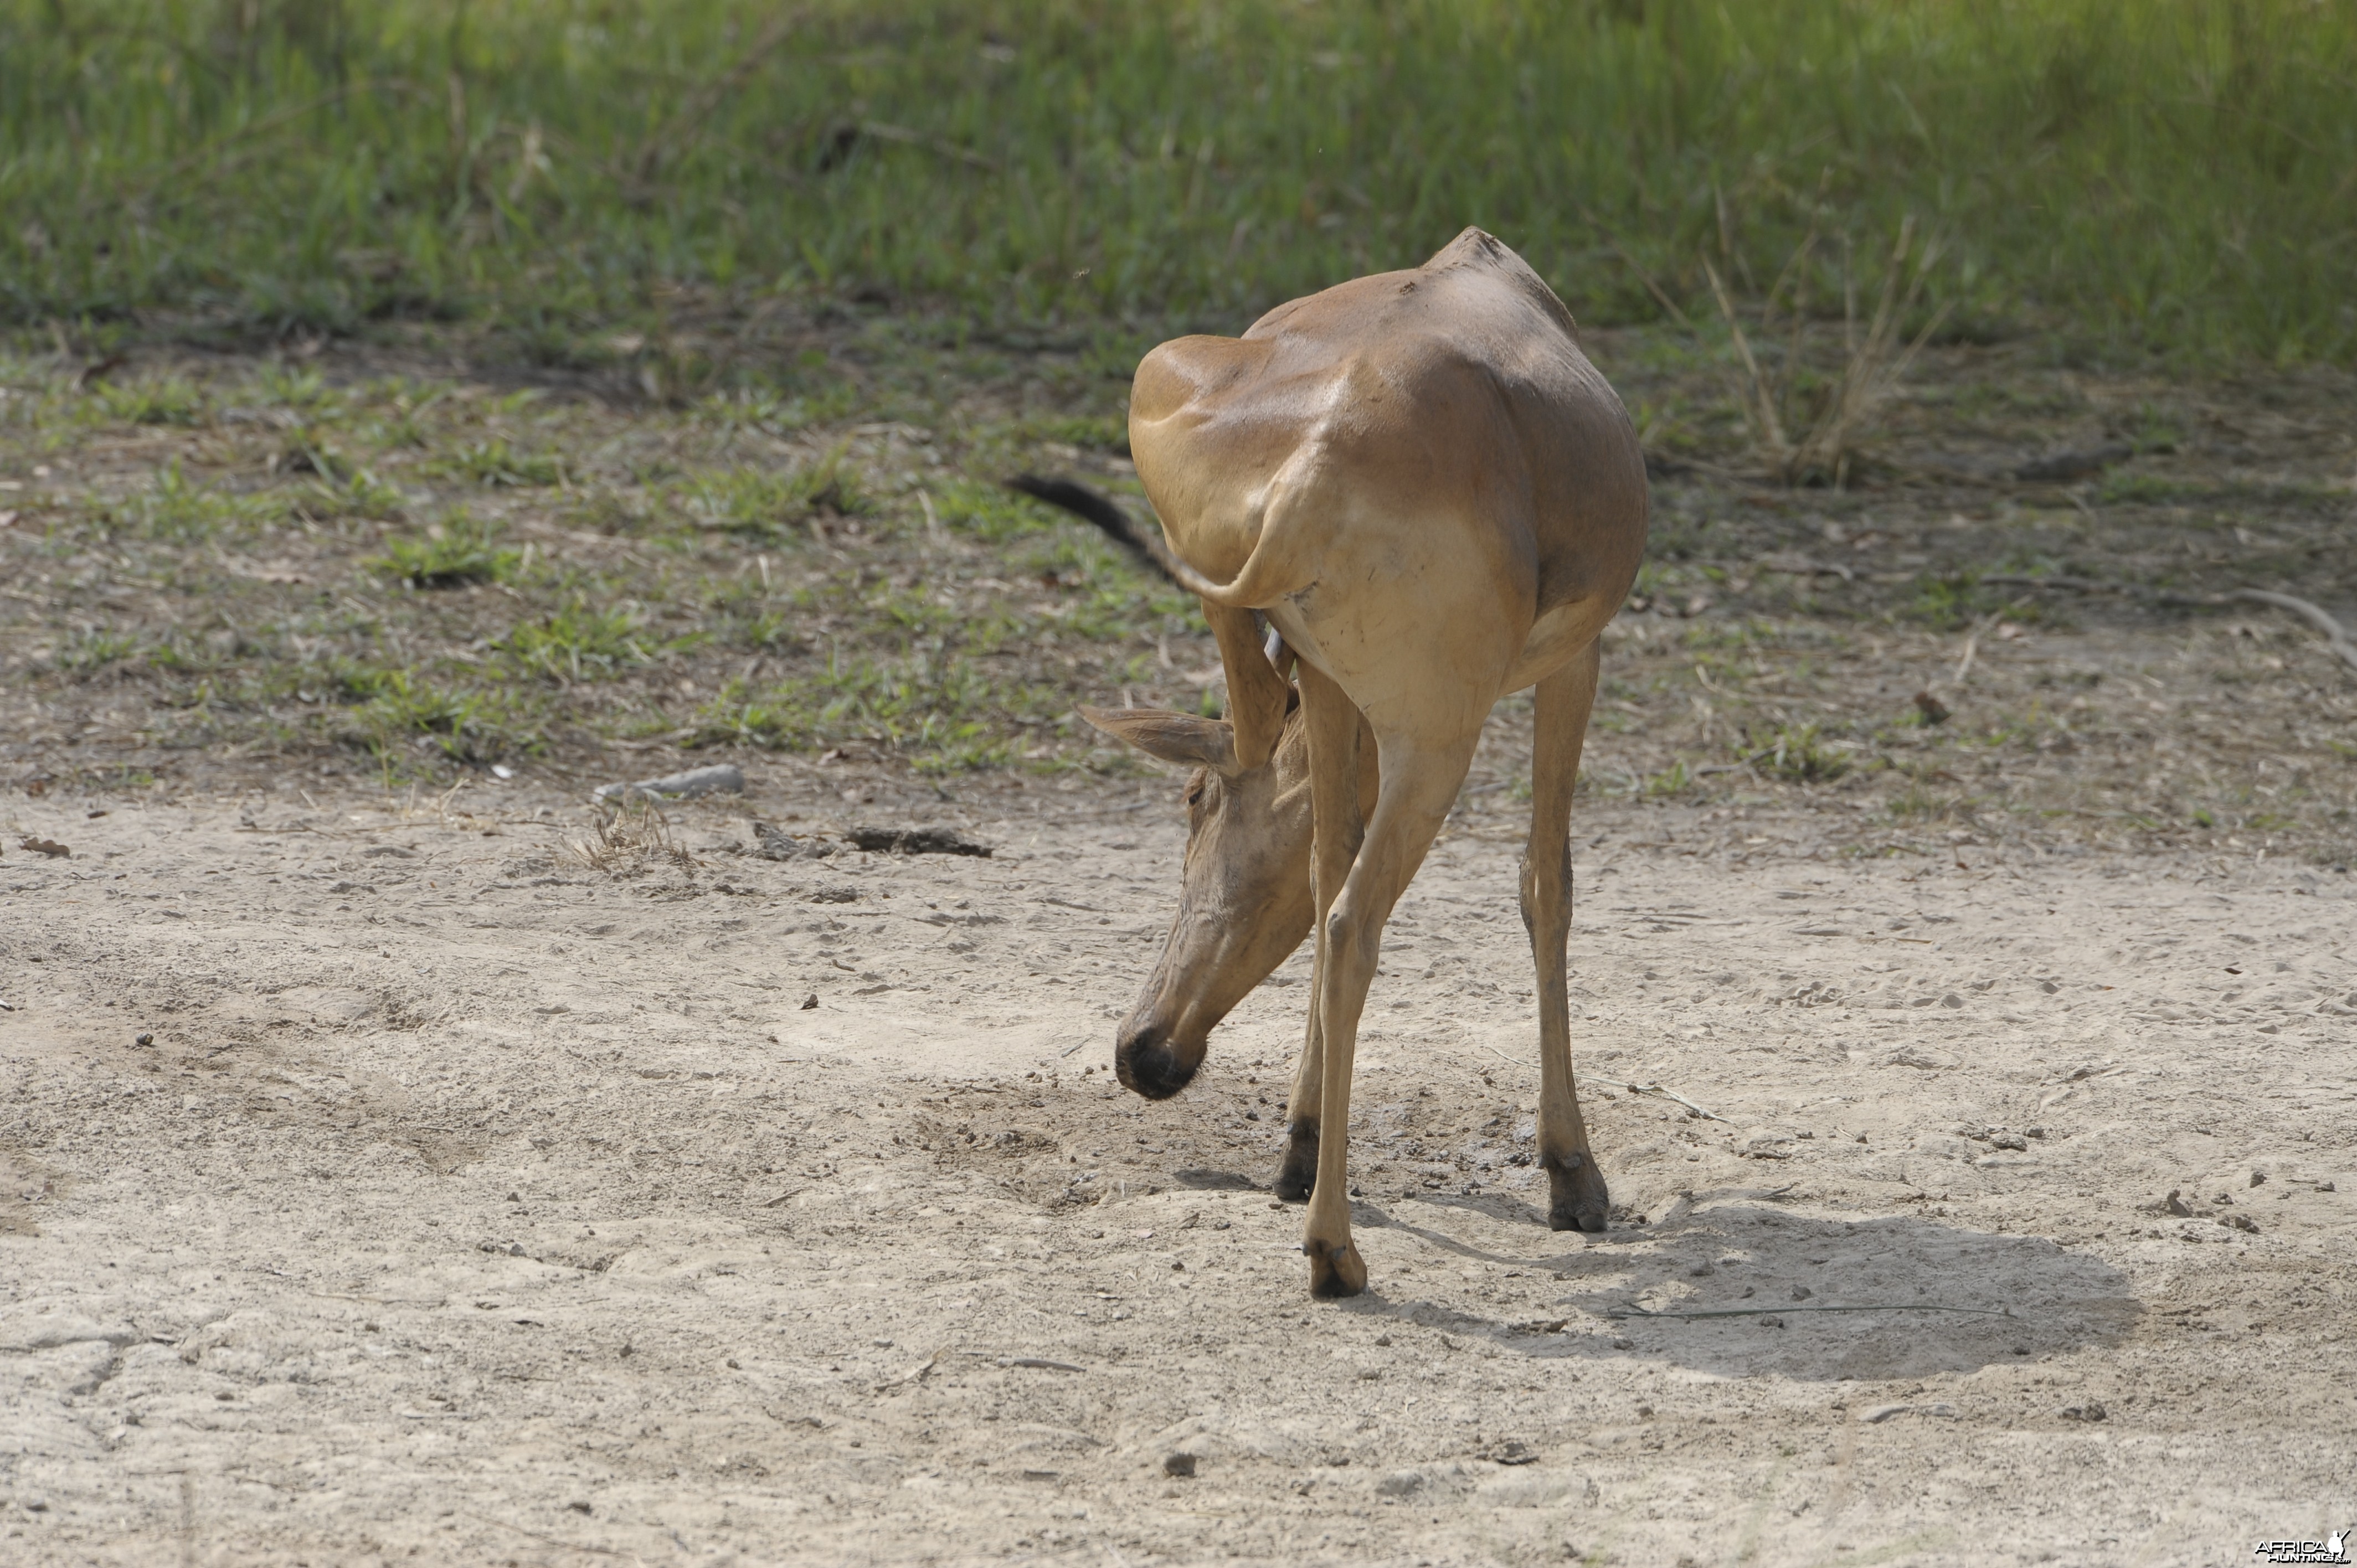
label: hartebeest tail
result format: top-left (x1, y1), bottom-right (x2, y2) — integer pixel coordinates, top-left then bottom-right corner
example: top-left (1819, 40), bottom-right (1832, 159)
top-left (1006, 471), bottom-right (1308, 609)
top-left (1005, 474), bottom-right (1179, 586)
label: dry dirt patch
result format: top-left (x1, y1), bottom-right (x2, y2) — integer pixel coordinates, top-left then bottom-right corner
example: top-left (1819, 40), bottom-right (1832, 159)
top-left (2, 775), bottom-right (2352, 1566)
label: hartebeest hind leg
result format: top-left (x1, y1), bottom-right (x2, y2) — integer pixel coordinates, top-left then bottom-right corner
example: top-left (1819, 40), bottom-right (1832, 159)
top-left (1299, 670), bottom-right (1484, 1299)
top-left (1524, 643), bottom-right (1611, 1232)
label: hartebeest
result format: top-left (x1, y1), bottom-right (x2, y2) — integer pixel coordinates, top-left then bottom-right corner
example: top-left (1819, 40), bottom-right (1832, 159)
top-left (1019, 229), bottom-right (1648, 1298)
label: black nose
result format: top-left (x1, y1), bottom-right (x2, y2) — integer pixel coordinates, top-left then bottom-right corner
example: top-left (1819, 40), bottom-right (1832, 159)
top-left (1114, 1022), bottom-right (1197, 1100)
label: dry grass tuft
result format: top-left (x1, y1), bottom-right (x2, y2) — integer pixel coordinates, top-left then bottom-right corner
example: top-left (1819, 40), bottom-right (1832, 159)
top-left (572, 802), bottom-right (698, 875)
top-left (1706, 215), bottom-right (1951, 487)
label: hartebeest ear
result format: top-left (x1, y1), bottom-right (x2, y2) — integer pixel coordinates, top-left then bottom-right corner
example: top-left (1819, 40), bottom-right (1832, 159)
top-left (1078, 705), bottom-right (1238, 773)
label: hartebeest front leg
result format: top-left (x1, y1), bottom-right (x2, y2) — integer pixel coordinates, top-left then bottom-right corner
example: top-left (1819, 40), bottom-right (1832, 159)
top-left (1277, 667), bottom-right (1364, 1204)
top-left (1300, 677), bottom-right (1483, 1298)
top-left (1524, 645), bottom-right (1610, 1232)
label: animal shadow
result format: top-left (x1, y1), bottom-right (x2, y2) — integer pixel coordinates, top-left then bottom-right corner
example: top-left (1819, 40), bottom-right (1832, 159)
top-left (1350, 1199), bottom-right (2140, 1381)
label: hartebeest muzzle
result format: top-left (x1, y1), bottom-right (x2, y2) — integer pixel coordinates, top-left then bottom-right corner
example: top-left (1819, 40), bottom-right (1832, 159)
top-left (1113, 1015), bottom-right (1197, 1100)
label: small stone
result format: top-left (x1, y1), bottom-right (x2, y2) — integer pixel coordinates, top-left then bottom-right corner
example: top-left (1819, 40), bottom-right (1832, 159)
top-left (594, 764), bottom-right (745, 803)
top-left (1791, 1286), bottom-right (1813, 1301)
top-left (1758, 1314), bottom-right (1785, 1329)
top-left (1940, 993), bottom-right (1964, 1009)
top-left (1161, 1452), bottom-right (1197, 1479)
top-left (800, 993), bottom-right (820, 1010)
top-left (2164, 1190), bottom-right (2194, 1217)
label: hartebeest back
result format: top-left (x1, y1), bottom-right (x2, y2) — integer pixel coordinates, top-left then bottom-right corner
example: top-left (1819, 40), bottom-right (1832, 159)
top-left (1031, 228), bottom-right (1647, 1298)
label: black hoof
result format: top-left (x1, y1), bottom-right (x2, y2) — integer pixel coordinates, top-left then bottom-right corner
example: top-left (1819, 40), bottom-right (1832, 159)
top-left (1305, 1236), bottom-right (1367, 1298)
top-left (1114, 1025), bottom-right (1198, 1101)
top-left (1545, 1151), bottom-right (1611, 1234)
top-left (1273, 1122), bottom-right (1319, 1203)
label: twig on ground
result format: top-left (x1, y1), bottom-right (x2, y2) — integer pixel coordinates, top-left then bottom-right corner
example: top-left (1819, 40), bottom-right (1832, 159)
top-left (1474, 1043), bottom-right (1731, 1122)
top-left (1951, 611), bottom-right (2004, 685)
top-left (1977, 574), bottom-right (2114, 592)
top-left (2232, 589), bottom-right (2357, 670)
top-left (1588, 1076), bottom-right (1733, 1124)
top-left (1971, 577), bottom-right (2357, 673)
top-left (875, 1345), bottom-right (951, 1390)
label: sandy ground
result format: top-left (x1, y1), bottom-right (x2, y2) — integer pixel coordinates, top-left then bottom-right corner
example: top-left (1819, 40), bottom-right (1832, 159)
top-left (2, 768), bottom-right (2354, 1567)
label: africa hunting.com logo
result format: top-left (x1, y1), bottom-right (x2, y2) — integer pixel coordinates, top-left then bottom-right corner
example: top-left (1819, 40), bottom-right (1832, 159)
top-left (2255, 1529), bottom-right (2351, 1565)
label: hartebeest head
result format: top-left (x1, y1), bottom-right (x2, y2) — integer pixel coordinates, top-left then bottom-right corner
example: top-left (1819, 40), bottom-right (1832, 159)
top-left (1079, 668), bottom-right (1316, 1100)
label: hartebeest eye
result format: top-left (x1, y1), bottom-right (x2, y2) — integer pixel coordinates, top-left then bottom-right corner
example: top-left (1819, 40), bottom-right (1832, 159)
top-left (1183, 771), bottom-right (1208, 808)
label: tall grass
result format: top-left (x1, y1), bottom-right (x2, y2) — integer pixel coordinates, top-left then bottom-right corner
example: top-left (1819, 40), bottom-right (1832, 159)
top-left (5, 1), bottom-right (2353, 362)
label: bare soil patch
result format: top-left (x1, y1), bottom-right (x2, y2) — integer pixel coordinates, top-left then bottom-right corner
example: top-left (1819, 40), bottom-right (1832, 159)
top-left (2, 766), bottom-right (2352, 1565)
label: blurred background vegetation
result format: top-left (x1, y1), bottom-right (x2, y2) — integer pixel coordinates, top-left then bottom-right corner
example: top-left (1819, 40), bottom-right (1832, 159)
top-left (5, 0), bottom-right (2354, 364)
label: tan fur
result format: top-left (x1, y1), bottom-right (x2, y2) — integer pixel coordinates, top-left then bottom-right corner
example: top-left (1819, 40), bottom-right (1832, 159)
top-left (1090, 229), bottom-right (1648, 1297)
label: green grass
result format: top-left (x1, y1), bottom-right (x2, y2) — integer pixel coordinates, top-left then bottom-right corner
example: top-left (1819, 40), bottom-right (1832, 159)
top-left (9, 321), bottom-right (2353, 853)
top-left (369, 510), bottom-right (521, 587)
top-left (438, 437), bottom-right (564, 488)
top-left (1896, 571), bottom-right (2051, 632)
top-left (347, 667), bottom-right (538, 762)
top-left (93, 374), bottom-right (207, 426)
top-left (0, 348), bottom-right (1227, 785)
top-left (57, 629), bottom-right (143, 670)
top-left (675, 453), bottom-right (874, 539)
top-left (499, 601), bottom-right (663, 682)
top-left (3, 1), bottom-right (2353, 363)
top-left (1742, 721), bottom-right (1851, 784)
top-left (689, 654), bottom-right (1074, 773)
top-left (101, 460), bottom-right (278, 540)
